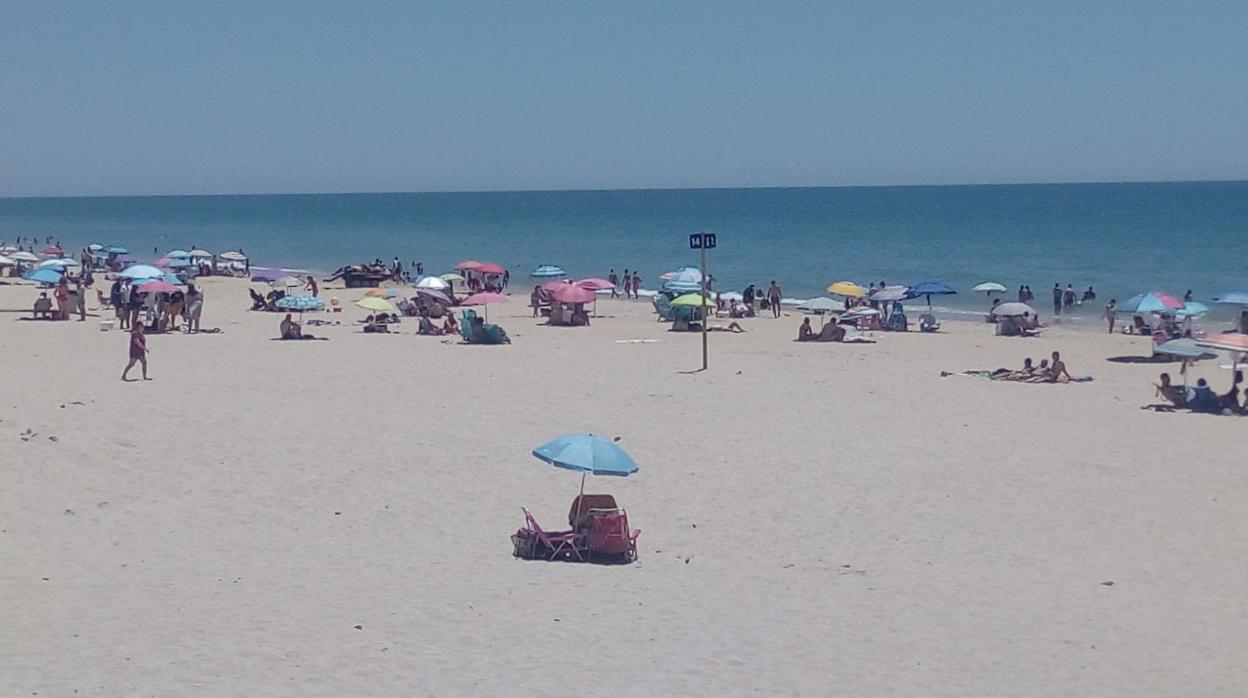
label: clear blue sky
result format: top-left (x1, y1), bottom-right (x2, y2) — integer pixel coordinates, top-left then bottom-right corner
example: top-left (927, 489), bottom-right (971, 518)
top-left (1, 1), bottom-right (1245, 196)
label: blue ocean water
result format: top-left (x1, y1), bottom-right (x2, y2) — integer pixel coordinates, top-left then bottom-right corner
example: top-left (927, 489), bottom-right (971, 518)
top-left (2, 182), bottom-right (1246, 321)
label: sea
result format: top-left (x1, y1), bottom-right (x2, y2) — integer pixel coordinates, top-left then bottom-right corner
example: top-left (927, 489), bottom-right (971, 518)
top-left (2, 181), bottom-right (1246, 324)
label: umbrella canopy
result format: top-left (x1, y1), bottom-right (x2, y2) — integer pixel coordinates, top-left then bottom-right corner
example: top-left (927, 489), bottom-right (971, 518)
top-left (10, 251), bottom-right (39, 262)
top-left (23, 268), bottom-right (63, 284)
top-left (0, 254), bottom-right (13, 266)
top-left (575, 278), bottom-right (615, 291)
top-left (476, 262), bottom-right (506, 275)
top-left (41, 245), bottom-right (63, 255)
top-left (717, 291), bottom-right (744, 302)
top-left (103, 245), bottom-right (128, 254)
top-left (167, 258), bottom-right (194, 269)
top-left (1170, 301), bottom-right (1210, 319)
top-left (532, 434), bottom-right (639, 477)
top-left (217, 251), bottom-right (246, 261)
top-left (269, 275), bottom-right (304, 289)
top-left (670, 293), bottom-right (715, 307)
top-left (1117, 292), bottom-right (1184, 314)
top-left (972, 281), bottom-right (1007, 294)
top-left (1213, 291), bottom-right (1248, 306)
top-left (840, 307), bottom-right (881, 320)
top-left (364, 286), bottom-right (404, 298)
top-left (992, 302), bottom-right (1035, 317)
top-left (36, 258), bottom-right (69, 268)
top-left (413, 275), bottom-right (451, 290)
top-left (454, 260), bottom-right (484, 271)
top-left (56, 258), bottom-right (80, 267)
top-left (550, 284), bottom-right (596, 304)
top-left (87, 243), bottom-right (103, 251)
top-left (666, 268), bottom-right (703, 284)
top-left (152, 257), bottom-right (172, 266)
top-left (1155, 338), bottom-right (1217, 359)
top-left (531, 264), bottom-right (566, 278)
top-left (869, 285), bottom-right (911, 302)
top-left (826, 281), bottom-right (866, 298)
top-left (461, 292), bottom-right (507, 306)
top-left (415, 288), bottom-right (452, 305)
top-left (275, 295), bottom-right (326, 311)
top-left (798, 297), bottom-right (842, 313)
top-left (355, 297), bottom-right (397, 314)
top-left (541, 279), bottom-right (571, 292)
top-left (188, 249), bottom-right (212, 259)
top-left (663, 281), bottom-right (703, 293)
top-left (909, 280), bottom-right (957, 298)
top-left (136, 279), bottom-right (178, 294)
top-left (166, 249), bottom-right (190, 258)
top-left (1196, 334), bottom-right (1248, 353)
top-left (119, 264), bottom-right (164, 279)
top-left (439, 273), bottom-right (465, 282)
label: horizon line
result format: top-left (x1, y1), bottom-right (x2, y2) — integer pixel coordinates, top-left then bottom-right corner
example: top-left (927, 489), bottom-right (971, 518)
top-left (2, 177), bottom-right (1246, 201)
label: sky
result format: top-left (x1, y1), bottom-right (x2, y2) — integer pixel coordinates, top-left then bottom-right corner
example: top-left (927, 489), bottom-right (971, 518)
top-left (1, 1), bottom-right (1246, 197)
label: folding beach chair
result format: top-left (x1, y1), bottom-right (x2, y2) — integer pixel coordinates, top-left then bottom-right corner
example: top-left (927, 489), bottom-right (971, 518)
top-left (522, 508), bottom-right (584, 561)
top-left (585, 509), bottom-right (640, 563)
top-left (919, 313), bottom-right (940, 332)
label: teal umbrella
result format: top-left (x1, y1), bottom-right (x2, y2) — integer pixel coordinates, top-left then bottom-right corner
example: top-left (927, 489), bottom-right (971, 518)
top-left (532, 434), bottom-right (639, 515)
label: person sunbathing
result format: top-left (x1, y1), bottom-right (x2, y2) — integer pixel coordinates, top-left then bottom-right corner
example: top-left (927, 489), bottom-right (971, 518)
top-left (993, 357), bottom-right (1035, 380)
top-left (1021, 358), bottom-right (1051, 382)
top-left (796, 318), bottom-right (814, 341)
top-left (1029, 351), bottom-right (1073, 383)
top-left (1152, 372), bottom-right (1187, 407)
top-left (442, 313), bottom-right (459, 336)
top-left (707, 321), bottom-right (745, 333)
top-left (815, 323), bottom-right (846, 342)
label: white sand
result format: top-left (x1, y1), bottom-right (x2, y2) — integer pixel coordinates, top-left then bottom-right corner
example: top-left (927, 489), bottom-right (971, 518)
top-left (1, 277), bottom-right (1245, 696)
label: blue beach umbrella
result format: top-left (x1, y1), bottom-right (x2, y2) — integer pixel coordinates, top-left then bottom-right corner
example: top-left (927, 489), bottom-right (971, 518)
top-left (532, 434), bottom-right (639, 504)
top-left (531, 264), bottom-right (567, 279)
top-left (276, 295), bottom-right (325, 311)
top-left (907, 280), bottom-right (957, 308)
top-left (119, 264), bottom-right (164, 279)
top-left (1213, 291), bottom-right (1248, 306)
top-left (23, 268), bottom-right (63, 285)
top-left (166, 250), bottom-right (190, 258)
top-left (664, 281), bottom-right (703, 293)
top-left (104, 245), bottom-right (128, 254)
top-left (167, 258), bottom-right (194, 269)
top-left (1116, 292), bottom-right (1183, 315)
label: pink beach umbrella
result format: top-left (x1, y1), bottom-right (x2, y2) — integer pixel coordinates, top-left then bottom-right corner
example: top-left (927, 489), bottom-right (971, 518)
top-left (574, 278), bottom-right (615, 291)
top-left (476, 262), bottom-right (506, 275)
top-left (541, 279), bottom-right (571, 292)
top-left (550, 284), bottom-right (596, 304)
top-left (461, 291), bottom-right (507, 321)
top-left (455, 260), bottom-right (484, 271)
top-left (41, 245), bottom-right (63, 256)
top-left (137, 280), bottom-right (179, 294)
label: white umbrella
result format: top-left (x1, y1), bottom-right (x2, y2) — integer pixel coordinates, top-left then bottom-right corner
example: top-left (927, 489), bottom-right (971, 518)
top-left (36, 259), bottom-right (68, 268)
top-left (972, 282), bottom-right (1007, 294)
top-left (219, 251), bottom-right (247, 261)
top-left (270, 275), bottom-right (304, 290)
top-left (992, 302), bottom-right (1035, 317)
top-left (119, 264), bottom-right (164, 279)
top-left (414, 275), bottom-right (450, 290)
top-left (0, 254), bottom-right (14, 266)
top-left (869, 285), bottom-right (910, 302)
top-left (797, 297), bottom-right (842, 313)
top-left (10, 251), bottom-right (39, 262)
top-left (188, 249), bottom-right (213, 259)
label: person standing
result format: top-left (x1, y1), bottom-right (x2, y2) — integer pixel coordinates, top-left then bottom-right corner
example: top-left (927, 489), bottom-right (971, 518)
top-left (621, 269), bottom-right (630, 299)
top-left (742, 284), bottom-right (755, 308)
top-left (1052, 283), bottom-right (1062, 316)
top-left (608, 269), bottom-right (619, 299)
top-left (630, 271), bottom-right (641, 300)
top-left (1105, 299), bottom-right (1117, 333)
top-left (74, 279), bottom-right (86, 321)
top-left (185, 283), bottom-right (204, 333)
top-left (305, 275), bottom-right (319, 297)
top-left (1063, 284), bottom-right (1076, 309)
top-left (121, 323), bottom-right (150, 381)
top-left (767, 281), bottom-right (783, 318)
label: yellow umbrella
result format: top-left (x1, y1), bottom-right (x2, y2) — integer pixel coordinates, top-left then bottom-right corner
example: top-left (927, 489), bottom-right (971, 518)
top-left (670, 293), bottom-right (715, 307)
top-left (355, 296), bottom-right (397, 313)
top-left (826, 281), bottom-right (866, 298)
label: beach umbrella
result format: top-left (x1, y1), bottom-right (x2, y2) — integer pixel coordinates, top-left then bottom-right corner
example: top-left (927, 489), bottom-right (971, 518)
top-left (135, 279), bottom-right (178, 294)
top-left (461, 291), bottom-right (506, 321)
top-left (531, 264), bottom-right (566, 279)
top-left (276, 295), bottom-right (325, 312)
top-left (551, 284), bottom-right (596, 304)
top-left (664, 281), bottom-right (703, 293)
top-left (119, 264), bottom-right (164, 279)
top-left (0, 254), bottom-right (13, 266)
top-left (23, 268), bottom-right (62, 285)
top-left (869, 285), bottom-right (910, 302)
top-left (10, 251), bottom-right (39, 262)
top-left (113, 254), bottom-right (137, 265)
top-left (104, 245), bottom-right (128, 254)
top-left (1213, 291), bottom-right (1248, 306)
top-left (532, 434), bottom-right (639, 514)
top-left (364, 286), bottom-right (405, 299)
top-left (415, 288), bottom-right (452, 305)
top-left (992, 302), bottom-right (1035, 317)
top-left (219, 251), bottom-right (247, 261)
top-left (476, 262), bottom-right (506, 275)
top-left (1170, 301), bottom-right (1210, 319)
top-left (667, 268), bottom-right (703, 284)
top-left (56, 258), bottom-right (79, 267)
top-left (839, 307), bottom-right (881, 323)
top-left (826, 281), bottom-right (866, 298)
top-left (972, 281), bottom-right (1007, 295)
top-left (188, 249), bottom-right (212, 259)
top-left (41, 245), bottom-right (62, 255)
top-left (152, 257), bottom-right (172, 266)
top-left (87, 243), bottom-right (103, 252)
top-left (159, 274), bottom-right (183, 285)
top-left (413, 275), bottom-right (451, 290)
top-left (798, 297), bottom-right (842, 312)
top-left (36, 258), bottom-right (69, 268)
top-left (575, 278), bottom-right (615, 291)
top-left (455, 260), bottom-right (484, 271)
top-left (355, 296), bottom-right (397, 315)
top-left (1195, 334), bottom-right (1248, 354)
top-left (1156, 338), bottom-right (1218, 390)
top-left (908, 280), bottom-right (957, 309)
top-left (1117, 292), bottom-right (1183, 315)
top-left (167, 258), bottom-right (194, 269)
top-left (166, 249), bottom-right (190, 258)
top-left (439, 273), bottom-right (465, 282)
top-left (670, 292), bottom-right (715, 307)
top-left (270, 276), bottom-right (304, 292)
top-left (541, 279), bottom-right (571, 292)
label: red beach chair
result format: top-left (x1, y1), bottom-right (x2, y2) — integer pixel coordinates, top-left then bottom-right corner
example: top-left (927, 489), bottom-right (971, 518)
top-left (568, 494), bottom-right (618, 529)
top-left (585, 509), bottom-right (640, 563)
top-left (522, 508), bottom-right (584, 562)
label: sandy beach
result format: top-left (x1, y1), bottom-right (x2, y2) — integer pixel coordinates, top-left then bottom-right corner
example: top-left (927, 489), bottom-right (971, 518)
top-left (1, 275), bottom-right (1245, 696)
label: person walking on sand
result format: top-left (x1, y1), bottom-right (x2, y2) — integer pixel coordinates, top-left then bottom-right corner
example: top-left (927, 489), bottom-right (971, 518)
top-left (767, 281), bottom-right (783, 318)
top-left (608, 269), bottom-right (619, 298)
top-left (1105, 299), bottom-right (1116, 333)
top-left (121, 323), bottom-right (150, 381)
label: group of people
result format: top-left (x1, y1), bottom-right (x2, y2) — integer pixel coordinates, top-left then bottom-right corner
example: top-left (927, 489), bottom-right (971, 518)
top-left (1154, 370), bottom-right (1244, 414)
top-left (1046, 283), bottom-right (1096, 315)
top-left (607, 269), bottom-right (643, 299)
top-left (947, 351), bottom-right (1077, 383)
top-left (109, 278), bottom-right (205, 334)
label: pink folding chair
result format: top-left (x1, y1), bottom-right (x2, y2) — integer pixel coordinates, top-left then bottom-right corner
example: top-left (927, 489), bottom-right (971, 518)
top-left (522, 508), bottom-right (584, 562)
top-left (585, 509), bottom-right (640, 563)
